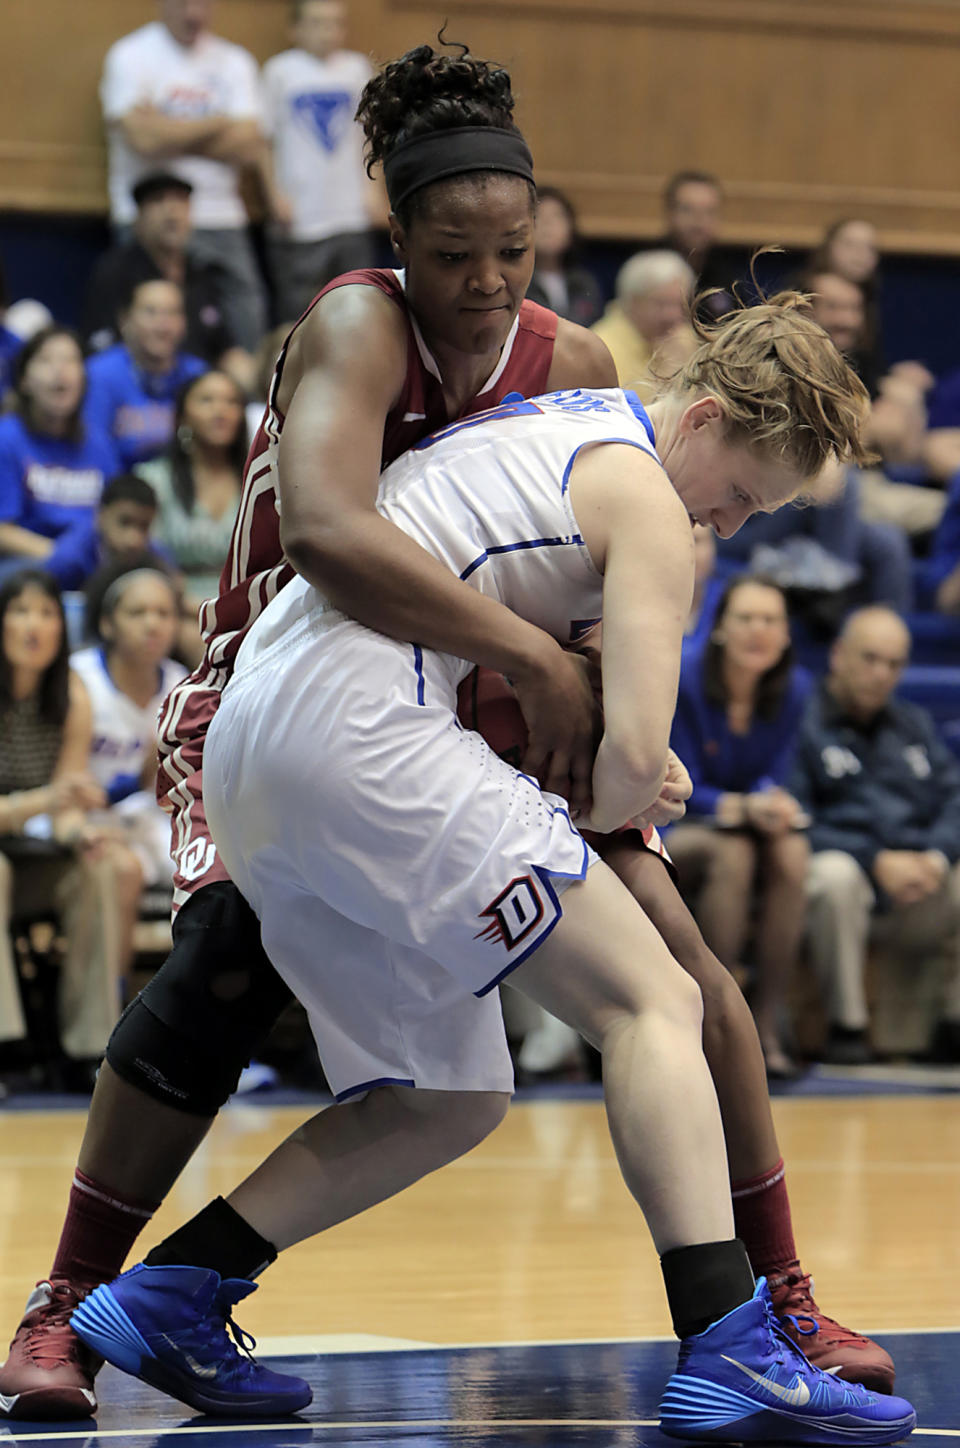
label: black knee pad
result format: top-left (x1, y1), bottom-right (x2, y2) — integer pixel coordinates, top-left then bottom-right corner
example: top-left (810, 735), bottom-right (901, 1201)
top-left (106, 881), bottom-right (293, 1115)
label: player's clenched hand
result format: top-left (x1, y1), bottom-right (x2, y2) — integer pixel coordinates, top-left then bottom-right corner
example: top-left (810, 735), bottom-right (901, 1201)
top-left (513, 647), bottom-right (601, 816)
top-left (634, 749), bottom-right (691, 827)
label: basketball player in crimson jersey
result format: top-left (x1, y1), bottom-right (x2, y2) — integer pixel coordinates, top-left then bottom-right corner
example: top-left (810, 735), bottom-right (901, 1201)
top-left (0, 42), bottom-right (891, 1422)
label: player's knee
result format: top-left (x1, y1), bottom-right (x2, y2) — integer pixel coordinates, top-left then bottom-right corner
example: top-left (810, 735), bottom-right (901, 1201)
top-left (392, 1086), bottom-right (510, 1156)
top-left (106, 994), bottom-right (245, 1116)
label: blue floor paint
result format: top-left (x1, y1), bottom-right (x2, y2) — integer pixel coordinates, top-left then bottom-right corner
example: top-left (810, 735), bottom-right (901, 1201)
top-left (1, 1330), bottom-right (957, 1445)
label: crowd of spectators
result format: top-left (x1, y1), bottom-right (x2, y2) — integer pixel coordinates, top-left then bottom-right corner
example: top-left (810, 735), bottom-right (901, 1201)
top-left (1, 0), bottom-right (960, 1092)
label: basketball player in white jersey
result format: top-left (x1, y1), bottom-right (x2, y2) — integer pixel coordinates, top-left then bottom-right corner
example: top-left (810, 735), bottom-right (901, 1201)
top-left (72, 335), bottom-right (916, 1442)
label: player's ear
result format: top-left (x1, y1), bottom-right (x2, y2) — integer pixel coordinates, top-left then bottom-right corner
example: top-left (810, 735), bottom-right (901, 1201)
top-left (388, 214), bottom-right (408, 264)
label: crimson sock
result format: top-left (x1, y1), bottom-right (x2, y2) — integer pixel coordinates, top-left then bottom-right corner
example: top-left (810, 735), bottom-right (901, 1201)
top-left (50, 1170), bottom-right (159, 1291)
top-left (731, 1157), bottom-right (798, 1280)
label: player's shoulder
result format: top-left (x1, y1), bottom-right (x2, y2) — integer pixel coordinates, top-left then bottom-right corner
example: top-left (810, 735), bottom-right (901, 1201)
top-left (300, 273), bottom-right (408, 357)
top-left (548, 318), bottom-right (618, 391)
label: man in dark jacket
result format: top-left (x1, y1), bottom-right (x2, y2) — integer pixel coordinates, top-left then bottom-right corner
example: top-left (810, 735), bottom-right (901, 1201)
top-left (791, 606), bottom-right (960, 1062)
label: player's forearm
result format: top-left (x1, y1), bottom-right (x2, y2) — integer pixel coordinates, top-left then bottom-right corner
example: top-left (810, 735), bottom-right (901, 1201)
top-left (0, 523), bottom-right (54, 560)
top-left (589, 736), bottom-right (667, 835)
top-left (283, 510), bottom-right (564, 682)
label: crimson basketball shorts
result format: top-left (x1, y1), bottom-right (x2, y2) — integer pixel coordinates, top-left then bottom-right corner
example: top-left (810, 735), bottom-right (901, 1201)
top-left (203, 607), bottom-right (600, 1102)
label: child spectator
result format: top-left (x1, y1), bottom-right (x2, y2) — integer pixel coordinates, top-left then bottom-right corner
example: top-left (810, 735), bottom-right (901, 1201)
top-left (263, 0), bottom-right (382, 322)
top-left (0, 570), bottom-right (141, 1086)
top-left (134, 369), bottom-right (246, 616)
top-left (668, 577), bottom-right (812, 1077)
top-left (72, 566), bottom-right (186, 894)
top-left (0, 329), bottom-right (119, 573)
top-left (84, 280), bottom-right (206, 469)
top-left (43, 474), bottom-right (162, 593)
top-left (526, 188), bottom-right (602, 327)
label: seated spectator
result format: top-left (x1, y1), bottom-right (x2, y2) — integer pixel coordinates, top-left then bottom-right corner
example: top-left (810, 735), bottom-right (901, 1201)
top-left (83, 172), bottom-right (252, 391)
top-left (927, 467), bottom-right (960, 613)
top-left (0, 328), bottom-right (119, 572)
top-left (43, 473), bottom-right (163, 593)
top-left (135, 368), bottom-right (246, 617)
top-left (263, 0), bottom-right (383, 322)
top-left (657, 170), bottom-right (739, 317)
top-left (71, 565), bottom-right (185, 893)
top-left (715, 465), bottom-right (914, 621)
top-left (806, 221), bottom-right (883, 390)
top-left (0, 259), bottom-right (24, 402)
top-left (791, 607), bottom-right (960, 1062)
top-left (526, 188), bottom-right (602, 327)
top-left (84, 279), bottom-right (206, 469)
top-left (590, 250), bottom-right (697, 400)
top-left (685, 522), bottom-right (724, 651)
top-left (0, 570), bottom-right (142, 1086)
top-left (668, 577), bottom-right (812, 1077)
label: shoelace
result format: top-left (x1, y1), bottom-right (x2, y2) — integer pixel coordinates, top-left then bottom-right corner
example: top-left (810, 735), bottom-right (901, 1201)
top-left (22, 1283), bottom-right (84, 1369)
top-left (761, 1295), bottom-right (874, 1405)
top-left (771, 1267), bottom-right (869, 1346)
top-left (189, 1307), bottom-right (260, 1378)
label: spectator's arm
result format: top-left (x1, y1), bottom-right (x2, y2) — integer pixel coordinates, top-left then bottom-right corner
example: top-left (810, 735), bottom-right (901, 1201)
top-left (50, 674), bottom-right (105, 843)
top-left (930, 469), bottom-right (960, 611)
top-left (920, 724), bottom-right (960, 862)
top-left (114, 107), bottom-right (233, 161)
top-left (0, 523), bottom-right (53, 560)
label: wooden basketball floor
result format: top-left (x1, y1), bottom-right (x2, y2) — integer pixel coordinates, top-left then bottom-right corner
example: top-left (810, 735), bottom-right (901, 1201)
top-left (1, 1087), bottom-right (959, 1444)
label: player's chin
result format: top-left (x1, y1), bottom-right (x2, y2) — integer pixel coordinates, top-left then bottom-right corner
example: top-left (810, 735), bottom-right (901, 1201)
top-left (457, 308), bottom-right (516, 352)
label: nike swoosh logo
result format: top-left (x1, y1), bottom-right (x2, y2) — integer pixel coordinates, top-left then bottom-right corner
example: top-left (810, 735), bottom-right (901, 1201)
top-left (159, 1335), bottom-right (219, 1380)
top-left (721, 1355), bottom-right (812, 1405)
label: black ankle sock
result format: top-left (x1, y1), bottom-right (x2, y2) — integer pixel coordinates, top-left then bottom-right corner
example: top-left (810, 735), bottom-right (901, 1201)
top-left (144, 1197), bottom-right (277, 1281)
top-left (660, 1238), bottom-right (755, 1340)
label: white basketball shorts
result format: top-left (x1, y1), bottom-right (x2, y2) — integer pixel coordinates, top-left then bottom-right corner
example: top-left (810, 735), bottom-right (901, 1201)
top-left (203, 607), bottom-right (599, 1101)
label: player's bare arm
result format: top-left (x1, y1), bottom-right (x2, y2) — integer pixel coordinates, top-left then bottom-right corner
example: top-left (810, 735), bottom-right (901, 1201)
top-left (547, 321), bottom-right (618, 391)
top-left (277, 288), bottom-right (598, 807)
top-left (569, 444), bottom-right (695, 833)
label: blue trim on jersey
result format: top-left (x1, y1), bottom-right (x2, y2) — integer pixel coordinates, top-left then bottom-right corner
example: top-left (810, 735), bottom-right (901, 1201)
top-left (560, 436), bottom-right (657, 496)
top-left (623, 391), bottom-right (657, 448)
top-left (334, 1075), bottom-right (416, 1103)
top-left (412, 645), bottom-right (426, 705)
top-left (460, 535), bottom-right (584, 583)
top-left (473, 857), bottom-right (589, 997)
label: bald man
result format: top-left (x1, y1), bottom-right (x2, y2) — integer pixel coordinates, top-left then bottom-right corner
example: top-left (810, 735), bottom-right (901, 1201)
top-left (790, 607), bottom-right (960, 1063)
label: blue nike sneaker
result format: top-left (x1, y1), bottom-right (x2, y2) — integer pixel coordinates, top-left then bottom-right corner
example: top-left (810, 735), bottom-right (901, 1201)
top-left (70, 1264), bottom-right (312, 1418)
top-left (660, 1278), bottom-right (915, 1444)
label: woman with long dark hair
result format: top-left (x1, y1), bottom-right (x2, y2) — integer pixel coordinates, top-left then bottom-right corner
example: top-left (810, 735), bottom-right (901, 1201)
top-left (0, 570), bottom-right (142, 1084)
top-left (135, 369), bottom-right (246, 613)
top-left (0, 328), bottom-right (119, 572)
top-left (668, 576), bottom-right (812, 1077)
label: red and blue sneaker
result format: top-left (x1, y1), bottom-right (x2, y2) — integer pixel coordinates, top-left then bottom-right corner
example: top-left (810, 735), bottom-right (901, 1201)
top-left (659, 1278), bottom-right (915, 1444)
top-left (70, 1264), bottom-right (311, 1418)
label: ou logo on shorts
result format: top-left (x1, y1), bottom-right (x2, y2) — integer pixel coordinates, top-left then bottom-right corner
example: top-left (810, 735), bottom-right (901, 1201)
top-left (179, 837), bottom-right (217, 882)
top-left (475, 875), bottom-right (544, 950)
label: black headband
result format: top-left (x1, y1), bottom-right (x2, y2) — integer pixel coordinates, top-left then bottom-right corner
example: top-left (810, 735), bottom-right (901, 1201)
top-left (384, 126), bottom-right (535, 214)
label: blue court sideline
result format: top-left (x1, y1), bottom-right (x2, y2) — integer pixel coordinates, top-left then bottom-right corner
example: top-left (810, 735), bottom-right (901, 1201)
top-left (2, 1330), bottom-right (958, 1446)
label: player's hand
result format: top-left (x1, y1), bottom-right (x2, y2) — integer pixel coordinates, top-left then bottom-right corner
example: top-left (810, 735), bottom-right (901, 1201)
top-left (514, 647), bottom-right (601, 817)
top-left (634, 749), bottom-right (691, 827)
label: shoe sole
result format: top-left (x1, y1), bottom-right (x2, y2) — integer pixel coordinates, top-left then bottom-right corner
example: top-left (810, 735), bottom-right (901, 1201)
top-left (659, 1375), bottom-right (916, 1444)
top-left (0, 1385), bottom-right (98, 1421)
top-left (71, 1285), bottom-right (312, 1418)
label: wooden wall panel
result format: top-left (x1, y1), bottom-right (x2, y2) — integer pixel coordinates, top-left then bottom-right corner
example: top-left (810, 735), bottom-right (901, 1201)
top-left (3, 0), bottom-right (960, 256)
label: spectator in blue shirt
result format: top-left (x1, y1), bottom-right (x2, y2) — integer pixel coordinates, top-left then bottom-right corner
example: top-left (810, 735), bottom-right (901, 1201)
top-left (791, 606), bottom-right (960, 1063)
top-left (925, 466), bottom-right (960, 614)
top-left (668, 576), bottom-right (812, 1077)
top-left (84, 279), bottom-right (205, 469)
top-left (43, 473), bottom-right (163, 594)
top-left (0, 328), bottom-right (120, 572)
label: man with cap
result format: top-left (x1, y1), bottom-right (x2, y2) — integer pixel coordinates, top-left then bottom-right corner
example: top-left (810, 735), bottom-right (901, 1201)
top-left (83, 173), bottom-right (252, 390)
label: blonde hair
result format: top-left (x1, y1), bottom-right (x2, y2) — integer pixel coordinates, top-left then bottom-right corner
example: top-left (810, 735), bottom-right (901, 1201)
top-left (662, 289), bottom-right (872, 478)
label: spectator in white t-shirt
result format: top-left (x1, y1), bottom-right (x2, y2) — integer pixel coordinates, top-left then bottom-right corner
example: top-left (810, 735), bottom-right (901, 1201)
top-left (99, 0), bottom-right (278, 352)
top-left (262, 0), bottom-right (385, 321)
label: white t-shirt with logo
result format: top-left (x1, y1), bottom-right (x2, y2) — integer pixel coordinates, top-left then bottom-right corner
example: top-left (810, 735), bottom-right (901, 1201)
top-left (101, 21), bottom-right (264, 229)
top-left (261, 48), bottom-right (373, 242)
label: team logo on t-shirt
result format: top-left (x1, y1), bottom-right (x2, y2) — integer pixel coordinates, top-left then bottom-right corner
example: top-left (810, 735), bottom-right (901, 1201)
top-left (475, 875), bottom-right (544, 950)
top-left (292, 91), bottom-right (354, 152)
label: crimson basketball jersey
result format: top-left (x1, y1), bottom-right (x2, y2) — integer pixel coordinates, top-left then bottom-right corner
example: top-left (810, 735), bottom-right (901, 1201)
top-left (157, 267), bottom-right (558, 907)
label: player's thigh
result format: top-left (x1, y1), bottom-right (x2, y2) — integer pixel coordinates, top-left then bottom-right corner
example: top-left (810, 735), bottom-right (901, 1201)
top-left (508, 860), bottom-right (703, 1049)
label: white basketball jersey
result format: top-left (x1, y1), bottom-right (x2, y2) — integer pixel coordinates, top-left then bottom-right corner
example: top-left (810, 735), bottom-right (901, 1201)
top-left (237, 388), bottom-right (662, 674)
top-left (72, 648), bottom-right (187, 798)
